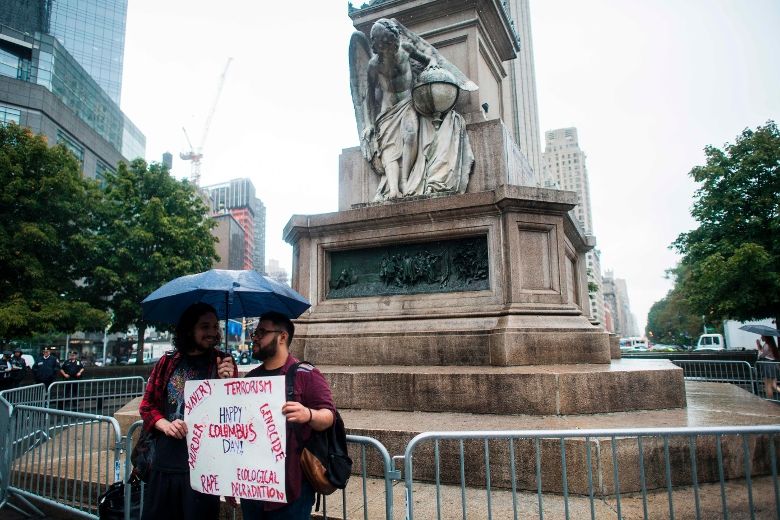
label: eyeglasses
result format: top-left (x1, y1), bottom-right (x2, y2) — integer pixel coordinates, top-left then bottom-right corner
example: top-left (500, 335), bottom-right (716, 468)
top-left (251, 328), bottom-right (282, 339)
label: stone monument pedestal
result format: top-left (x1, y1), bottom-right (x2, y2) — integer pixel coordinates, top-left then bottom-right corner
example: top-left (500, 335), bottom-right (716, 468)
top-left (284, 122), bottom-right (687, 415)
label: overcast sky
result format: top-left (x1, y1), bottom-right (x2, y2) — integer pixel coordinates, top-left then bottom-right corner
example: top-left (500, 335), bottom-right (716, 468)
top-left (121, 0), bottom-right (780, 335)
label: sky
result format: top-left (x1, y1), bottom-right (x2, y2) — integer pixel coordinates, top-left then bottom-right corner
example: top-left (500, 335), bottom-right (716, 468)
top-left (121, 0), bottom-right (780, 335)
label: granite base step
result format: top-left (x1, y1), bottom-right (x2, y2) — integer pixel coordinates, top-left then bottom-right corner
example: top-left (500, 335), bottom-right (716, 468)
top-left (319, 359), bottom-right (686, 415)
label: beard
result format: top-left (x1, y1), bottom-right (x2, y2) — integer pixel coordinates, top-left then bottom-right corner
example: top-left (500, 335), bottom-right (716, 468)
top-left (252, 339), bottom-right (278, 361)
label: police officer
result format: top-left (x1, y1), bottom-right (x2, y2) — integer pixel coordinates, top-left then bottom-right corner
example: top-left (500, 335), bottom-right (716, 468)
top-left (33, 348), bottom-right (60, 388)
top-left (0, 351), bottom-right (13, 391)
top-left (61, 350), bottom-right (84, 380)
top-left (9, 348), bottom-right (28, 388)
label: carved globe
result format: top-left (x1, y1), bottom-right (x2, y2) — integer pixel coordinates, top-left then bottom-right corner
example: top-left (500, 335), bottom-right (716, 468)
top-left (412, 66), bottom-right (459, 129)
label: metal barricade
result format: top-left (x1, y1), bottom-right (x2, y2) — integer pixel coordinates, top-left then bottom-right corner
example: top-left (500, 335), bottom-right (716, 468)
top-left (672, 360), bottom-right (757, 393)
top-left (48, 376), bottom-right (146, 415)
top-left (0, 383), bottom-right (46, 408)
top-left (121, 425), bottom-right (398, 520)
top-left (124, 420), bottom-right (145, 520)
top-left (315, 434), bottom-right (399, 520)
top-left (7, 404), bottom-right (123, 519)
top-left (403, 426), bottom-right (780, 520)
top-left (756, 360), bottom-right (780, 401)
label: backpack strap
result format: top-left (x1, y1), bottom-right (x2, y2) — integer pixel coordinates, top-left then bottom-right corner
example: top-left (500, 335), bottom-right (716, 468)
top-left (285, 361), bottom-right (302, 403)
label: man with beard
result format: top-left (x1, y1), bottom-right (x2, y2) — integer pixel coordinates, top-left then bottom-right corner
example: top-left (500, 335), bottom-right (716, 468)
top-left (217, 311), bottom-right (336, 519)
top-left (139, 302), bottom-right (238, 520)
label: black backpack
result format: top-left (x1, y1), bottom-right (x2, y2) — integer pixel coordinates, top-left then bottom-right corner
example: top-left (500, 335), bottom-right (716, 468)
top-left (286, 361), bottom-right (352, 495)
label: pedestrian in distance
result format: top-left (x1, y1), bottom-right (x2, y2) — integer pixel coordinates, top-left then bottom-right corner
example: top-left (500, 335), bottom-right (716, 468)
top-left (10, 348), bottom-right (29, 388)
top-left (221, 311), bottom-right (336, 519)
top-left (32, 347), bottom-right (60, 388)
top-left (60, 350), bottom-right (85, 380)
top-left (138, 302), bottom-right (238, 520)
top-left (756, 335), bottom-right (780, 399)
top-left (0, 351), bottom-right (13, 391)
top-left (60, 350), bottom-right (85, 409)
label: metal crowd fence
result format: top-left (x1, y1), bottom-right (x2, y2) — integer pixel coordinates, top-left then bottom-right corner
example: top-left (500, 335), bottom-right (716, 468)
top-left (5, 404), bottom-right (123, 519)
top-left (48, 376), bottom-right (146, 416)
top-left (403, 426), bottom-right (780, 520)
top-left (121, 421), bottom-right (398, 520)
top-left (756, 361), bottom-right (780, 402)
top-left (0, 382), bottom-right (47, 408)
top-left (671, 360), bottom-right (757, 394)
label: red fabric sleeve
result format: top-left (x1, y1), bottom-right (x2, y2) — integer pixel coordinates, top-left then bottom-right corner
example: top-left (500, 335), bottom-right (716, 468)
top-left (139, 356), bottom-right (167, 432)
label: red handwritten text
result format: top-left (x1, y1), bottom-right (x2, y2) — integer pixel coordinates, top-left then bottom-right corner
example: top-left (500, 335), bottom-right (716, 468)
top-left (235, 467), bottom-right (280, 485)
top-left (259, 403), bottom-right (285, 461)
top-left (223, 379), bottom-right (272, 396)
top-left (201, 474), bottom-right (219, 494)
top-left (184, 380), bottom-right (213, 415)
top-left (188, 423), bottom-right (205, 469)
top-left (230, 482), bottom-right (285, 501)
top-left (208, 422), bottom-right (257, 442)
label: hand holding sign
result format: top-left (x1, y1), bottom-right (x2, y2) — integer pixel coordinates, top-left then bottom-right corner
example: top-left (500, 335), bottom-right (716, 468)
top-left (184, 376), bottom-right (287, 503)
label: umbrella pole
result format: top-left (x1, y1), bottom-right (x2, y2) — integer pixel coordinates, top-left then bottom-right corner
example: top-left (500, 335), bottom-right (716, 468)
top-left (225, 292), bottom-right (230, 352)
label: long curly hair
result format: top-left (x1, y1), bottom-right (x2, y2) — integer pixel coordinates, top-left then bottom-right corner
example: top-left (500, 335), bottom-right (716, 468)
top-left (173, 303), bottom-right (219, 352)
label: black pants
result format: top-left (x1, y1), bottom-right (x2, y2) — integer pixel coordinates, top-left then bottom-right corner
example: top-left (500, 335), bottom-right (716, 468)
top-left (141, 470), bottom-right (220, 520)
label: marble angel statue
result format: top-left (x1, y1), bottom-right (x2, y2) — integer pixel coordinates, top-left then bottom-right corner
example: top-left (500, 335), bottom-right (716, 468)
top-left (349, 18), bottom-right (477, 201)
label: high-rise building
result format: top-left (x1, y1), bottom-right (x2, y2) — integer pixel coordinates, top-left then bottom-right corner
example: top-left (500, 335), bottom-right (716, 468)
top-left (265, 259), bottom-right (289, 286)
top-left (0, 0), bottom-right (145, 174)
top-left (603, 270), bottom-right (638, 337)
top-left (1, 0), bottom-right (127, 104)
top-left (542, 127), bottom-right (603, 323)
top-left (615, 277), bottom-right (638, 337)
top-left (504, 0), bottom-right (542, 178)
top-left (211, 212), bottom-right (245, 270)
top-left (253, 198), bottom-right (266, 275)
top-left (203, 178), bottom-right (267, 273)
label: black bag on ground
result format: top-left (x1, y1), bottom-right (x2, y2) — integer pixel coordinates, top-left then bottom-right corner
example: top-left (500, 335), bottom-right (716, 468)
top-left (98, 474), bottom-right (142, 520)
top-left (286, 361), bottom-right (352, 495)
top-left (130, 428), bottom-right (156, 483)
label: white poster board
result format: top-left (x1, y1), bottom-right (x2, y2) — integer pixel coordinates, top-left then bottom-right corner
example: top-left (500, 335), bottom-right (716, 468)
top-left (184, 376), bottom-right (287, 503)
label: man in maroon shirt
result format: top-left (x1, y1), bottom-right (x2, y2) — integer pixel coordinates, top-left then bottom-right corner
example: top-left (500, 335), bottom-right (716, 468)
top-left (217, 311), bottom-right (335, 519)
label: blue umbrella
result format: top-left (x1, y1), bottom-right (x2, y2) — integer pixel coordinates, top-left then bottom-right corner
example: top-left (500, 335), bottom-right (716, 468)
top-left (141, 269), bottom-right (310, 349)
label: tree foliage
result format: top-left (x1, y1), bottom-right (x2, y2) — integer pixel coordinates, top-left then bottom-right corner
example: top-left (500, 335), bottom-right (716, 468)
top-left (645, 266), bottom-right (705, 346)
top-left (673, 121), bottom-right (780, 326)
top-left (86, 159), bottom-right (218, 363)
top-left (0, 124), bottom-right (108, 341)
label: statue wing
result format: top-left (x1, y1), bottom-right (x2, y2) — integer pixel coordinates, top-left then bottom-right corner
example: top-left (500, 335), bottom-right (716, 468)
top-left (392, 19), bottom-right (478, 92)
top-left (348, 31), bottom-right (376, 161)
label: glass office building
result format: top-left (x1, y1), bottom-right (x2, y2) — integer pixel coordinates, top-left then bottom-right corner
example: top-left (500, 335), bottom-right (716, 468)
top-left (0, 0), bottom-right (127, 104)
top-left (0, 0), bottom-right (144, 170)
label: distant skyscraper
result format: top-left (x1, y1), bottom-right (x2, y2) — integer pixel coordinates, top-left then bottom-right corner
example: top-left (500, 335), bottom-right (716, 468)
top-left (265, 259), bottom-right (289, 286)
top-left (615, 277), bottom-right (638, 337)
top-left (542, 128), bottom-right (604, 323)
top-left (542, 128), bottom-right (593, 233)
top-left (203, 178), bottom-right (267, 273)
top-left (0, 0), bottom-right (145, 172)
top-left (253, 198), bottom-right (266, 275)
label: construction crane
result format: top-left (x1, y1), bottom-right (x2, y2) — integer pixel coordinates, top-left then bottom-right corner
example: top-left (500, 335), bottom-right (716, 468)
top-left (180, 57), bottom-right (233, 186)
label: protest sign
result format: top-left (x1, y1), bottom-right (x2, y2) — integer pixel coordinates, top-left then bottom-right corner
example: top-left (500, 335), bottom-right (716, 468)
top-left (184, 376), bottom-right (287, 503)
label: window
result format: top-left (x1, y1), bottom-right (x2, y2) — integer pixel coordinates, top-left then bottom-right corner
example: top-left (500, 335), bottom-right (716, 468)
top-left (0, 104), bottom-right (21, 125)
top-left (56, 129), bottom-right (84, 163)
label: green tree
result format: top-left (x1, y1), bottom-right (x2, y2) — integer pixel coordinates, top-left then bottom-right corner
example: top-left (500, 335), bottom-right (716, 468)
top-left (87, 159), bottom-right (218, 364)
top-left (0, 124), bottom-right (108, 342)
top-left (645, 267), bottom-right (705, 346)
top-left (673, 121), bottom-right (780, 327)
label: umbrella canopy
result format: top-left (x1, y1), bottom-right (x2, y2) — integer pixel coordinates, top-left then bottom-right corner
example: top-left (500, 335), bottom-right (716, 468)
top-left (141, 269), bottom-right (311, 326)
top-left (738, 324), bottom-right (780, 337)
